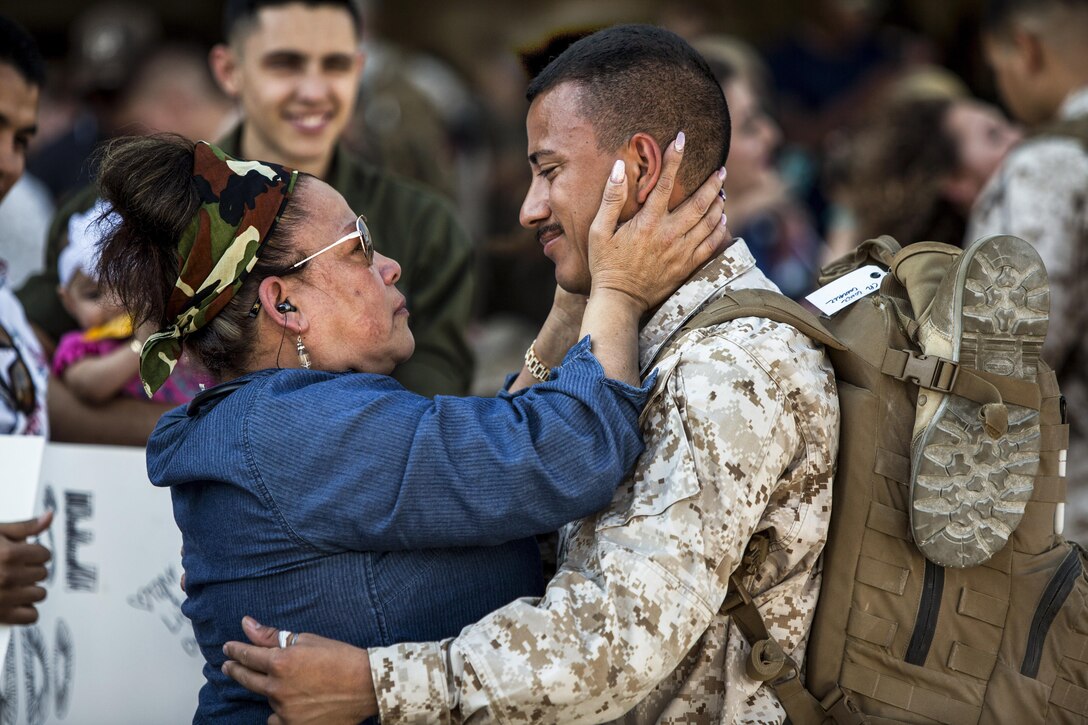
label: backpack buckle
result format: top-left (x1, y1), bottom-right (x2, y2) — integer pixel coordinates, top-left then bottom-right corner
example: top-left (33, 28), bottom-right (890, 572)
top-left (891, 351), bottom-right (959, 392)
top-left (821, 687), bottom-right (867, 725)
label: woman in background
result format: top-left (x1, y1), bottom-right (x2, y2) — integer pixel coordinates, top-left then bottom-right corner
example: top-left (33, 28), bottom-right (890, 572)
top-left (831, 82), bottom-right (1021, 256)
top-left (697, 36), bottom-right (825, 299)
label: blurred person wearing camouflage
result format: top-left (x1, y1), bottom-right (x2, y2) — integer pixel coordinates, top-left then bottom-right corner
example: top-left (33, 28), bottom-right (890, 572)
top-left (971, 0), bottom-right (1088, 539)
top-left (222, 25), bottom-right (839, 724)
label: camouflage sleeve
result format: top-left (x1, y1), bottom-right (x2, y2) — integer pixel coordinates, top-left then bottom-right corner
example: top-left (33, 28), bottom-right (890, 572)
top-left (370, 327), bottom-right (806, 723)
top-left (967, 140), bottom-right (1088, 368)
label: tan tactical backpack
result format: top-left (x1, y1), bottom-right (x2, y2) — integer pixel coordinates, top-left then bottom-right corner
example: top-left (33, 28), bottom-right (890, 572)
top-left (665, 235), bottom-right (1086, 723)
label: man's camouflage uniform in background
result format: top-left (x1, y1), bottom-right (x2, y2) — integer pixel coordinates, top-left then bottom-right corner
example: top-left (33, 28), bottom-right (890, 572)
top-left (968, 86), bottom-right (1088, 542)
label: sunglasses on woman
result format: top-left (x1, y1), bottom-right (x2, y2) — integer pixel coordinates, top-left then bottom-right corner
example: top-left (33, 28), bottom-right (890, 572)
top-left (249, 214), bottom-right (374, 318)
top-left (290, 214), bottom-right (373, 269)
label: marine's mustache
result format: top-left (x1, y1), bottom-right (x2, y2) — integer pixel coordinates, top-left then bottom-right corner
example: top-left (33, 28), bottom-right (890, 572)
top-left (536, 223), bottom-right (563, 244)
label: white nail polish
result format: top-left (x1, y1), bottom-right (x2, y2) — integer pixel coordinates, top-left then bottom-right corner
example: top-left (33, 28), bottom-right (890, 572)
top-left (610, 159), bottom-right (625, 183)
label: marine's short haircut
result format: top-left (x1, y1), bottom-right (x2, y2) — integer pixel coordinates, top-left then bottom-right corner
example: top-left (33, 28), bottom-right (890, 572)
top-left (983, 0), bottom-right (1088, 35)
top-left (526, 24), bottom-right (730, 193)
top-left (0, 16), bottom-right (45, 88)
top-left (222, 0), bottom-right (361, 44)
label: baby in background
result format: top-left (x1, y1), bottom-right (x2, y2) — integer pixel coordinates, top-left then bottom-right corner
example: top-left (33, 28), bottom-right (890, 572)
top-left (52, 200), bottom-right (211, 405)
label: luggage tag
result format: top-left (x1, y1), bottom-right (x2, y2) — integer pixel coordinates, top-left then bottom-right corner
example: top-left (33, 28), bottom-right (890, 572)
top-left (804, 265), bottom-right (887, 316)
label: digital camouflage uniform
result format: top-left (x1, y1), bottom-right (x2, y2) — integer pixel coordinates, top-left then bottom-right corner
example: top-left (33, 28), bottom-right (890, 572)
top-left (17, 127), bottom-right (476, 397)
top-left (967, 85), bottom-right (1088, 542)
top-left (369, 240), bottom-right (839, 724)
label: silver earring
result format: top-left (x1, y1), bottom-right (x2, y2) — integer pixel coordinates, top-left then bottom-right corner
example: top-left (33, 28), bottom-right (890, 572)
top-left (296, 335), bottom-right (311, 369)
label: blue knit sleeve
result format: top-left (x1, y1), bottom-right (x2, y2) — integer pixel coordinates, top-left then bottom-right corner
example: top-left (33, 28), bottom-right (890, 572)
top-left (248, 336), bottom-right (654, 551)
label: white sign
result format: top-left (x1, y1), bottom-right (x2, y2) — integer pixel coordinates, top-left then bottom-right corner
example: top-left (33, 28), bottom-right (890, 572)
top-left (0, 436), bottom-right (45, 661)
top-left (0, 443), bottom-right (204, 725)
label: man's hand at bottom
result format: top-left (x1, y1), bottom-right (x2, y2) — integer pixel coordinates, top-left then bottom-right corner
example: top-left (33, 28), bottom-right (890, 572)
top-left (222, 616), bottom-right (378, 725)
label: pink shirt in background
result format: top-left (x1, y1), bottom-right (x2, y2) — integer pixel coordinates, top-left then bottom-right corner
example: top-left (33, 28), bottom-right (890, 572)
top-left (51, 331), bottom-right (213, 405)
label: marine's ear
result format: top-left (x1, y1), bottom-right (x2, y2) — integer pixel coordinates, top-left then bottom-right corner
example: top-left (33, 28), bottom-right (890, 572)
top-left (628, 132), bottom-right (664, 206)
top-left (626, 132), bottom-right (687, 210)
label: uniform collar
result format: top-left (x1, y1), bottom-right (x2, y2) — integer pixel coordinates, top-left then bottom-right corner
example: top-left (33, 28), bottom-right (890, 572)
top-left (215, 124), bottom-right (243, 157)
top-left (638, 239), bottom-right (757, 375)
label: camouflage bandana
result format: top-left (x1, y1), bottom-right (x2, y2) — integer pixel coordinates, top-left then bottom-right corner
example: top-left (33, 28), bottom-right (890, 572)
top-left (139, 141), bottom-right (298, 396)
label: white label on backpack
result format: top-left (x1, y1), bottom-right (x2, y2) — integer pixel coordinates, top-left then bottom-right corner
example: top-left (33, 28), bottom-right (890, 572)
top-left (805, 266), bottom-right (887, 316)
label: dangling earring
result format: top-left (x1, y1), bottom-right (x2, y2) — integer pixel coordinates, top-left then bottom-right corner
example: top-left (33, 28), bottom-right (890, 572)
top-left (296, 335), bottom-right (312, 369)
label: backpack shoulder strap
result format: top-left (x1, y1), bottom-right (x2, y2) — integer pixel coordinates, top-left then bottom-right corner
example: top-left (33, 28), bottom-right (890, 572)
top-left (655, 291), bottom-right (862, 723)
top-left (671, 293), bottom-right (864, 722)
top-left (650, 288), bottom-right (847, 370)
top-left (722, 565), bottom-right (866, 725)
top-left (699, 289), bottom-right (846, 352)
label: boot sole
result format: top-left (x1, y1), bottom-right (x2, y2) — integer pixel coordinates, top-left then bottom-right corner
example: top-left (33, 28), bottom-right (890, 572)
top-left (911, 235), bottom-right (1049, 568)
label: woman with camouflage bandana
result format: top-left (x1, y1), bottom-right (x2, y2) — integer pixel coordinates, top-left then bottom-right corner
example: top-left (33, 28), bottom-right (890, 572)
top-left (92, 133), bottom-right (727, 722)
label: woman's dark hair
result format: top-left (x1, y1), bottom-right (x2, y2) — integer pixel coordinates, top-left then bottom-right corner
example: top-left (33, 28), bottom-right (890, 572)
top-left (846, 97), bottom-right (966, 246)
top-left (94, 134), bottom-right (307, 380)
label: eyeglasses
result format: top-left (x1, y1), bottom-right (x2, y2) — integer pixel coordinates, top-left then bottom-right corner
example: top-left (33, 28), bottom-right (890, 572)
top-left (289, 214), bottom-right (373, 269)
top-left (0, 321), bottom-right (36, 417)
top-left (248, 214), bottom-right (374, 318)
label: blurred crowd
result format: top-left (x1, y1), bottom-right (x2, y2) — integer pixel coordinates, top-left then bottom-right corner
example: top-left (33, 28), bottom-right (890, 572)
top-left (2, 0), bottom-right (1087, 720)
top-left (1, 3), bottom-right (1047, 385)
top-left (1, 0), bottom-right (1086, 520)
